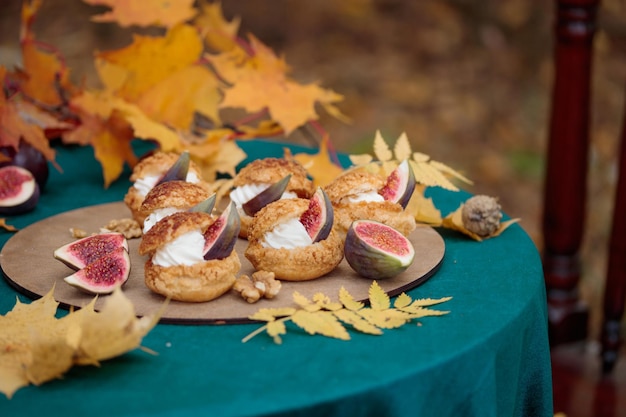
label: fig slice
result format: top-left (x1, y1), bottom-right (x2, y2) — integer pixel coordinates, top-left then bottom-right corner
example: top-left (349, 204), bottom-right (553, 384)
top-left (344, 219), bottom-right (415, 279)
top-left (63, 246), bottom-right (131, 294)
top-left (0, 165), bottom-right (40, 215)
top-left (157, 151), bottom-right (190, 184)
top-left (378, 159), bottom-right (416, 209)
top-left (299, 187), bottom-right (334, 242)
top-left (54, 232), bottom-right (129, 270)
top-left (203, 201), bottom-right (241, 260)
top-left (189, 193), bottom-right (217, 214)
top-left (242, 174), bottom-right (291, 216)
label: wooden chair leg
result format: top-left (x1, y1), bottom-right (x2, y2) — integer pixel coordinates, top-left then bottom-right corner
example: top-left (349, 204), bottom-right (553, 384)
top-left (601, 92), bottom-right (626, 373)
top-left (543, 0), bottom-right (600, 345)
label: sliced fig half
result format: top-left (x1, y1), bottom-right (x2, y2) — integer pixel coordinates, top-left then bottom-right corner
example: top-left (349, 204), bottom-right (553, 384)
top-left (344, 219), bottom-right (415, 279)
top-left (157, 151), bottom-right (190, 184)
top-left (64, 246), bottom-right (131, 294)
top-left (299, 187), bottom-right (333, 242)
top-left (54, 232), bottom-right (129, 270)
top-left (189, 193), bottom-right (217, 214)
top-left (203, 201), bottom-right (241, 260)
top-left (242, 174), bottom-right (291, 216)
top-left (378, 159), bottom-right (416, 209)
top-left (0, 165), bottom-right (40, 215)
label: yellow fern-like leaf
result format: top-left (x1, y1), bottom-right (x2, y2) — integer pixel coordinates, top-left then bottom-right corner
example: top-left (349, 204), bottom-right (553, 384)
top-left (358, 308), bottom-right (412, 329)
top-left (249, 307), bottom-right (297, 322)
top-left (373, 130), bottom-right (393, 162)
top-left (291, 310), bottom-right (350, 340)
top-left (333, 309), bottom-right (382, 335)
top-left (368, 281), bottom-right (390, 311)
top-left (348, 153), bottom-right (373, 167)
top-left (393, 293), bottom-right (413, 309)
top-left (339, 287), bottom-right (365, 311)
top-left (393, 132), bottom-right (412, 161)
top-left (267, 320), bottom-right (287, 344)
top-left (312, 293), bottom-right (343, 311)
top-left (409, 297), bottom-right (454, 308)
top-left (292, 292), bottom-right (320, 312)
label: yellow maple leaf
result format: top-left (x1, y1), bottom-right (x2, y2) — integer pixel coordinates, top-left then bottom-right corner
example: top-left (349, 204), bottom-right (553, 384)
top-left (193, 0), bottom-right (241, 52)
top-left (96, 24), bottom-right (203, 102)
top-left (209, 34), bottom-right (346, 135)
top-left (289, 136), bottom-right (344, 187)
top-left (83, 0), bottom-right (197, 28)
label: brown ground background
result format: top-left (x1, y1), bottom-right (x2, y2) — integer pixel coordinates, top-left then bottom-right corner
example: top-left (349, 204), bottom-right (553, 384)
top-left (1, 0), bottom-right (626, 337)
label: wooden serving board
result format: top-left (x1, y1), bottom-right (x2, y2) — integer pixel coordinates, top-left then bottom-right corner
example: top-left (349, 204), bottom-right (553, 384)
top-left (0, 202), bottom-right (445, 324)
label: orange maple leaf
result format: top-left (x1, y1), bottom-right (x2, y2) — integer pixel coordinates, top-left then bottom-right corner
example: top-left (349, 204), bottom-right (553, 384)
top-left (209, 34), bottom-right (347, 135)
top-left (82, 0), bottom-right (197, 28)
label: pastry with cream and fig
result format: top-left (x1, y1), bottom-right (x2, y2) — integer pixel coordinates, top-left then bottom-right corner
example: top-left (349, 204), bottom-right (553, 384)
top-left (229, 158), bottom-right (315, 239)
top-left (138, 204), bottom-right (241, 302)
top-left (124, 151), bottom-right (210, 223)
top-left (244, 187), bottom-right (343, 281)
top-left (323, 160), bottom-right (417, 238)
top-left (139, 180), bottom-right (214, 234)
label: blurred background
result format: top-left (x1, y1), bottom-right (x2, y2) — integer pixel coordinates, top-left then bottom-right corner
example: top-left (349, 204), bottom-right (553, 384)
top-left (1, 0), bottom-right (626, 338)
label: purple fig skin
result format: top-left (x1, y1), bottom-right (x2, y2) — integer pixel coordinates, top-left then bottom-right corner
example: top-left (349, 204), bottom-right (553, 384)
top-left (0, 141), bottom-right (49, 189)
top-left (344, 220), bottom-right (415, 279)
top-left (379, 159), bottom-right (416, 209)
top-left (189, 193), bottom-right (217, 214)
top-left (63, 246), bottom-right (131, 294)
top-left (0, 165), bottom-right (40, 215)
top-left (54, 232), bottom-right (129, 270)
top-left (203, 201), bottom-right (241, 260)
top-left (242, 174), bottom-right (292, 216)
top-left (157, 151), bottom-right (190, 184)
top-left (300, 187), bottom-right (333, 242)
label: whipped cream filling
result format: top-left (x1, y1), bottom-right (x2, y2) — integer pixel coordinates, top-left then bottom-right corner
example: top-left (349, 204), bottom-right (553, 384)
top-left (133, 171), bottom-right (202, 197)
top-left (262, 218), bottom-right (312, 249)
top-left (152, 230), bottom-right (206, 267)
top-left (143, 207), bottom-right (181, 233)
top-left (342, 190), bottom-right (385, 204)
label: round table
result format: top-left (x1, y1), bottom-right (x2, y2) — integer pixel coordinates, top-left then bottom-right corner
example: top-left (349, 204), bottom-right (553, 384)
top-left (0, 140), bottom-right (553, 417)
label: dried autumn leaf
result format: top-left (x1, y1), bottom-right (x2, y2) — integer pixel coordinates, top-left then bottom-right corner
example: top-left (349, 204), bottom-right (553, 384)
top-left (373, 130), bottom-right (393, 162)
top-left (0, 288), bottom-right (161, 398)
top-left (333, 309), bottom-right (382, 335)
top-left (338, 286), bottom-right (365, 311)
top-left (368, 281), bottom-right (391, 311)
top-left (405, 186), bottom-right (443, 226)
top-left (357, 308), bottom-right (412, 330)
top-left (442, 203), bottom-right (520, 241)
top-left (0, 219), bottom-right (17, 232)
top-left (82, 0), bottom-right (197, 28)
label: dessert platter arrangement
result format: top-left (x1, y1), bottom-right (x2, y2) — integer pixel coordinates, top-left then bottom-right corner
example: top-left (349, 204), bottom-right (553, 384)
top-left (1, 151), bottom-right (445, 324)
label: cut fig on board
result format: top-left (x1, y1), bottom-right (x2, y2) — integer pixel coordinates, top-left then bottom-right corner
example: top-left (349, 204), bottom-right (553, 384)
top-left (189, 193), bottom-right (217, 214)
top-left (299, 187), bottom-right (333, 242)
top-left (156, 151), bottom-right (190, 184)
top-left (344, 219), bottom-right (415, 279)
top-left (0, 165), bottom-right (40, 215)
top-left (378, 159), bottom-right (416, 209)
top-left (54, 232), bottom-right (129, 270)
top-left (203, 201), bottom-right (241, 260)
top-left (242, 174), bottom-right (291, 216)
top-left (64, 246), bottom-right (131, 294)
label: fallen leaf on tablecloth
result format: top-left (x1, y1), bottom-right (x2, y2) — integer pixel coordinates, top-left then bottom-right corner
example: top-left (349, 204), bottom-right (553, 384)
top-left (405, 185), bottom-right (443, 226)
top-left (0, 287), bottom-right (161, 399)
top-left (442, 202), bottom-right (520, 241)
top-left (243, 281), bottom-right (451, 344)
top-left (0, 219), bottom-right (17, 232)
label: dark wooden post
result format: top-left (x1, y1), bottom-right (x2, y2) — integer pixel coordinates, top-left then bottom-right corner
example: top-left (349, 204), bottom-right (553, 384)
top-left (601, 96), bottom-right (626, 373)
top-left (542, 0), bottom-right (600, 345)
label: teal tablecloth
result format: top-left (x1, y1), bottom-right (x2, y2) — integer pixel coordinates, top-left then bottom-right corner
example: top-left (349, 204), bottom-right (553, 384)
top-left (0, 140), bottom-right (553, 417)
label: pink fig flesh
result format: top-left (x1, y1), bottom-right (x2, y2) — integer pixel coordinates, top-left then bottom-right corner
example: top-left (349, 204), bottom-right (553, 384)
top-left (299, 187), bottom-right (333, 242)
top-left (203, 201), bottom-right (241, 260)
top-left (378, 159), bottom-right (416, 209)
top-left (54, 232), bottom-right (129, 270)
top-left (63, 246), bottom-right (131, 294)
top-left (0, 165), bottom-right (40, 215)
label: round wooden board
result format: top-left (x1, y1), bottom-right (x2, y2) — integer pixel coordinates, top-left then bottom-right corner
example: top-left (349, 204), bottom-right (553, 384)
top-left (0, 202), bottom-right (445, 324)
